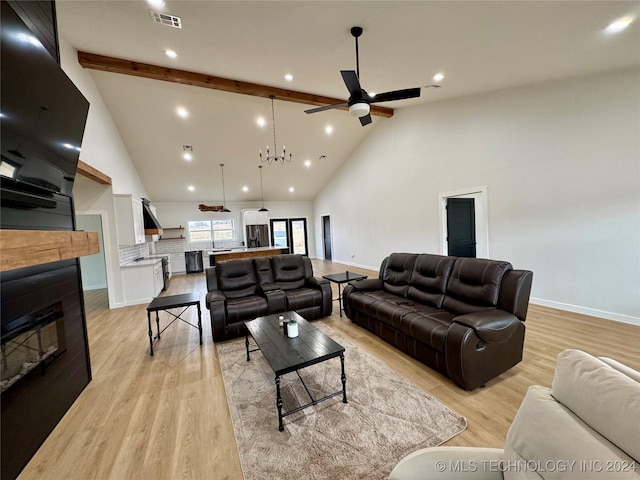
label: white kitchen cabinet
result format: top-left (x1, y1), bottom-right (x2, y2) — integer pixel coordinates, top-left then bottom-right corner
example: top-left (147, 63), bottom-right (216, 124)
top-left (121, 260), bottom-right (163, 305)
top-left (170, 253), bottom-right (186, 273)
top-left (114, 194), bottom-right (145, 245)
top-left (243, 209), bottom-right (268, 226)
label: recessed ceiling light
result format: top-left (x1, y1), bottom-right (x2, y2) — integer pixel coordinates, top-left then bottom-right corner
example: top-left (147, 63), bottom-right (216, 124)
top-left (256, 117), bottom-right (266, 128)
top-left (433, 73), bottom-right (445, 82)
top-left (242, 186), bottom-right (249, 192)
top-left (605, 16), bottom-right (634, 33)
top-left (147, 0), bottom-right (165, 7)
top-left (165, 49), bottom-right (177, 58)
top-left (325, 125), bottom-right (333, 135)
top-left (187, 185), bottom-right (195, 192)
top-left (288, 187), bottom-right (295, 193)
top-left (284, 74), bottom-right (293, 82)
top-left (176, 107), bottom-right (189, 118)
top-left (304, 160), bottom-right (311, 167)
top-left (183, 153), bottom-right (192, 161)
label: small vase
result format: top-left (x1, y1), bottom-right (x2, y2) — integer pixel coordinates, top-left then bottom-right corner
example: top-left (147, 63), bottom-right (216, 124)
top-left (287, 320), bottom-right (298, 338)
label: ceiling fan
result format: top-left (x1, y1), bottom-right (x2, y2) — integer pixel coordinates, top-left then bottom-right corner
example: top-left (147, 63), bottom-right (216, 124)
top-left (304, 26), bottom-right (421, 126)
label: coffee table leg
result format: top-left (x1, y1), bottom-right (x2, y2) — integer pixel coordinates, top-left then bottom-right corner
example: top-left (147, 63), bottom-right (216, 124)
top-left (276, 375), bottom-right (284, 432)
top-left (245, 335), bottom-right (250, 361)
top-left (340, 353), bottom-right (347, 403)
top-left (197, 303), bottom-right (202, 345)
top-left (147, 311), bottom-right (154, 356)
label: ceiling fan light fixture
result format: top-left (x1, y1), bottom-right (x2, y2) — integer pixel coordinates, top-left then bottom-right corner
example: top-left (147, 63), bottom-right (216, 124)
top-left (349, 102), bottom-right (370, 118)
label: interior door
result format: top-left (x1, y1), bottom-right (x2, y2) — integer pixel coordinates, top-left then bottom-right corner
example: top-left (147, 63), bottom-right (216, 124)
top-left (270, 218), bottom-right (308, 256)
top-left (447, 198), bottom-right (477, 258)
top-left (322, 215), bottom-right (332, 260)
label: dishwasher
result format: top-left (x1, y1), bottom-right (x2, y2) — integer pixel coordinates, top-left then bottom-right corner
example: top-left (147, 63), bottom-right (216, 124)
top-left (184, 250), bottom-right (204, 274)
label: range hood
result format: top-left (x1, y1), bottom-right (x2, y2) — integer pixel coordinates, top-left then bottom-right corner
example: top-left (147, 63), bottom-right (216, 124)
top-left (142, 197), bottom-right (163, 235)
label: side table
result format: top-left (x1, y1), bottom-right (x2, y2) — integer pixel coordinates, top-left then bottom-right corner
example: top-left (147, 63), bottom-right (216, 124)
top-left (322, 271), bottom-right (368, 317)
top-left (146, 292), bottom-right (202, 355)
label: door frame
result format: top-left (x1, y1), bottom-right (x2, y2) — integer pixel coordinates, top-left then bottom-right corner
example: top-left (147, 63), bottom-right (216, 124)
top-left (270, 217), bottom-right (309, 256)
top-left (439, 186), bottom-right (489, 258)
top-left (321, 214), bottom-right (332, 260)
top-left (75, 209), bottom-right (116, 309)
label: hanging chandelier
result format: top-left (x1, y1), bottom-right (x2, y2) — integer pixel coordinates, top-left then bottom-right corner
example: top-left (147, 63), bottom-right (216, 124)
top-left (258, 165), bottom-right (268, 212)
top-left (219, 163), bottom-right (230, 212)
top-left (259, 96), bottom-right (292, 165)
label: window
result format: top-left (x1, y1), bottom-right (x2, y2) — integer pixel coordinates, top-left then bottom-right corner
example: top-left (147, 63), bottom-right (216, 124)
top-left (187, 219), bottom-right (234, 242)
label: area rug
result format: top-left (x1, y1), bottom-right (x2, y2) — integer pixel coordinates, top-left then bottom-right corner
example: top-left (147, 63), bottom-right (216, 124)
top-left (216, 322), bottom-right (467, 480)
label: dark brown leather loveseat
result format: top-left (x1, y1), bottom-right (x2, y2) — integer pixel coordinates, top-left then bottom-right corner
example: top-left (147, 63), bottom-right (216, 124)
top-left (343, 253), bottom-right (533, 390)
top-left (205, 254), bottom-right (332, 341)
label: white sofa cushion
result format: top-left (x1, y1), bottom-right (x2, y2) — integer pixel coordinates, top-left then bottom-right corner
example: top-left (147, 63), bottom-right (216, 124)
top-left (552, 349), bottom-right (640, 463)
top-left (599, 356), bottom-right (640, 383)
top-left (504, 385), bottom-right (638, 479)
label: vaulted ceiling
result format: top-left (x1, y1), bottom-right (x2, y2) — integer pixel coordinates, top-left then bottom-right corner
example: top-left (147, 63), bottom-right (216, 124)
top-left (56, 1), bottom-right (640, 202)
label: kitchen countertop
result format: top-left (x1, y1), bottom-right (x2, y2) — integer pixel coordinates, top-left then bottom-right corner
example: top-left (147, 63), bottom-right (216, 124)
top-left (121, 257), bottom-right (163, 268)
top-left (206, 246), bottom-right (288, 256)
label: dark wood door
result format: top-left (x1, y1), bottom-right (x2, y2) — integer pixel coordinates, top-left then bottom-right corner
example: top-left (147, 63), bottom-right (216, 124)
top-left (322, 216), bottom-right (332, 260)
top-left (447, 198), bottom-right (476, 258)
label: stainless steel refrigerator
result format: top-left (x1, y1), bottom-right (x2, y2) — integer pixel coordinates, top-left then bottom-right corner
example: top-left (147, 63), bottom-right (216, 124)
top-left (246, 224), bottom-right (269, 247)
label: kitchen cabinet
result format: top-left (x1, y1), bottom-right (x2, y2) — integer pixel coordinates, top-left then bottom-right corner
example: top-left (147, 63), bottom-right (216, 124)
top-left (114, 194), bottom-right (145, 245)
top-left (121, 260), bottom-right (163, 305)
top-left (243, 210), bottom-right (269, 226)
top-left (170, 253), bottom-right (186, 273)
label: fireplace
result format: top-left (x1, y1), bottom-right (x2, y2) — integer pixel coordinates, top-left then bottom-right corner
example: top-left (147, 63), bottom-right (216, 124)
top-left (1, 301), bottom-right (67, 393)
top-left (0, 260), bottom-right (91, 480)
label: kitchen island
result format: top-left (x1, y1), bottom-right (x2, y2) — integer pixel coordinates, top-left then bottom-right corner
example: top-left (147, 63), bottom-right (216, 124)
top-left (206, 246), bottom-right (289, 266)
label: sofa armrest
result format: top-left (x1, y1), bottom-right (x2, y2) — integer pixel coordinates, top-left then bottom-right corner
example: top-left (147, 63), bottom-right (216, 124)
top-left (206, 290), bottom-right (226, 306)
top-left (258, 282), bottom-right (280, 293)
top-left (205, 290), bottom-right (227, 342)
top-left (305, 276), bottom-right (329, 289)
top-left (452, 309), bottom-right (521, 344)
top-left (389, 446), bottom-right (505, 480)
top-left (347, 278), bottom-right (383, 291)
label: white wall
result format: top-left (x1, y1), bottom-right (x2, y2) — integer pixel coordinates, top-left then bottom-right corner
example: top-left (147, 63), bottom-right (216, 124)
top-left (77, 215), bottom-right (107, 290)
top-left (59, 37), bottom-right (148, 198)
top-left (60, 36), bottom-right (150, 307)
top-left (314, 68), bottom-right (640, 324)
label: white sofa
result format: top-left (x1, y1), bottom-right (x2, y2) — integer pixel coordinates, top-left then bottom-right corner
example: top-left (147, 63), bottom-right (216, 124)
top-left (389, 349), bottom-right (640, 479)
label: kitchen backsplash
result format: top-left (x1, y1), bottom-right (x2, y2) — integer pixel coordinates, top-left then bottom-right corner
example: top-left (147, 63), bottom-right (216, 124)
top-left (154, 238), bottom-right (242, 254)
top-left (118, 243), bottom-right (150, 265)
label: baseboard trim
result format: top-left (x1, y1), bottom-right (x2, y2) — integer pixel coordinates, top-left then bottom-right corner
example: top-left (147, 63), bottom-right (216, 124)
top-left (530, 297), bottom-right (639, 326)
top-left (330, 259), bottom-right (377, 271)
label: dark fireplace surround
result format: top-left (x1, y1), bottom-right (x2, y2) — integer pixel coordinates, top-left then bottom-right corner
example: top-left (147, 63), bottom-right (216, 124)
top-left (1, 1), bottom-right (93, 479)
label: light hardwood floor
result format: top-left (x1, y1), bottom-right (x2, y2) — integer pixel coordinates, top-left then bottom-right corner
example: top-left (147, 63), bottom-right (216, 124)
top-left (18, 259), bottom-right (640, 479)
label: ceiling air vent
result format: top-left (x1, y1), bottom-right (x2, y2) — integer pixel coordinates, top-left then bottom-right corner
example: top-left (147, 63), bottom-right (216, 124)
top-left (149, 10), bottom-right (182, 29)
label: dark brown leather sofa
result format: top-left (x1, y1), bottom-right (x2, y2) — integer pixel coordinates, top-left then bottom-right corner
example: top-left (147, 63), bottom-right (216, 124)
top-left (343, 253), bottom-right (533, 390)
top-left (205, 254), bottom-right (332, 341)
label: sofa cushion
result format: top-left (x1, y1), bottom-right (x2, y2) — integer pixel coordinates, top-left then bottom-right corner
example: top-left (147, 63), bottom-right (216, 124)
top-left (400, 311), bottom-right (455, 353)
top-left (382, 253), bottom-right (417, 297)
top-left (551, 349), bottom-right (640, 463)
top-left (504, 384), bottom-right (639, 480)
top-left (216, 259), bottom-right (259, 299)
top-left (284, 287), bottom-right (322, 312)
top-left (442, 258), bottom-right (512, 314)
top-left (271, 254), bottom-right (306, 290)
top-left (226, 296), bottom-right (268, 323)
top-left (407, 254), bottom-right (456, 308)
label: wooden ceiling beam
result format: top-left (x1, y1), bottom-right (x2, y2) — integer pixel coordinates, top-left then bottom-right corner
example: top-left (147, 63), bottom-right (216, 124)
top-left (77, 159), bottom-right (112, 185)
top-left (77, 51), bottom-right (394, 118)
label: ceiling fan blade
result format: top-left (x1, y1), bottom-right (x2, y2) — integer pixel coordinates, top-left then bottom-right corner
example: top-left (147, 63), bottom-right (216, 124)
top-left (370, 87), bottom-right (421, 103)
top-left (341, 70), bottom-right (362, 96)
top-left (359, 114), bottom-right (372, 126)
top-left (304, 102), bottom-right (348, 114)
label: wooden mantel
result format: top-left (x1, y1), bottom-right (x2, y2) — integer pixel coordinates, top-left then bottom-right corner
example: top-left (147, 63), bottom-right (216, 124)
top-left (0, 230), bottom-right (100, 272)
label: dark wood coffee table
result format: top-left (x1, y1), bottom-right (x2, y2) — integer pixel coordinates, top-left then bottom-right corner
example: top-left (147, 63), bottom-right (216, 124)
top-left (244, 311), bottom-right (347, 431)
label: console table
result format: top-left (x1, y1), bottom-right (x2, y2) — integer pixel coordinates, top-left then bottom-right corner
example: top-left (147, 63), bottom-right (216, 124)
top-left (146, 293), bottom-right (202, 356)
